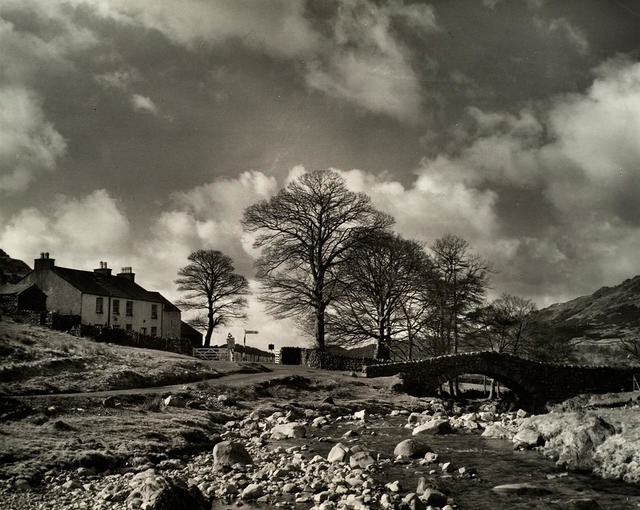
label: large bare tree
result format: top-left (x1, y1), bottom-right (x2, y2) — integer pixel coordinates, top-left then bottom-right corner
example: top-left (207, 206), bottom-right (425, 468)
top-left (242, 169), bottom-right (393, 350)
top-left (175, 250), bottom-right (249, 347)
top-left (429, 234), bottom-right (490, 395)
top-left (330, 232), bottom-right (427, 359)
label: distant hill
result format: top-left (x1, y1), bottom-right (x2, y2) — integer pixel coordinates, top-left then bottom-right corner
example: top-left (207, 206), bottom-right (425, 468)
top-left (534, 275), bottom-right (640, 341)
top-left (533, 275), bottom-right (640, 365)
top-left (0, 250), bottom-right (30, 285)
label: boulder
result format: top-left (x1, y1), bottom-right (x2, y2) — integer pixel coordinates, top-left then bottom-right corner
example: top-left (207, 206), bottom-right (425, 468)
top-left (481, 423), bottom-right (513, 440)
top-left (241, 483), bottom-right (263, 500)
top-left (353, 410), bottom-right (368, 420)
top-left (125, 469), bottom-right (207, 510)
top-left (393, 439), bottom-right (432, 459)
top-left (212, 441), bottom-right (252, 467)
top-left (412, 418), bottom-right (452, 436)
top-left (566, 498), bottom-right (602, 509)
top-left (513, 428), bottom-right (543, 449)
top-left (271, 422), bottom-right (307, 439)
top-left (102, 396), bottom-right (118, 408)
top-left (327, 443), bottom-right (349, 463)
top-left (553, 415), bottom-right (616, 470)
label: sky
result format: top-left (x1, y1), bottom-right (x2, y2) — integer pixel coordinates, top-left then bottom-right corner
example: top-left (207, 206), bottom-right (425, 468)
top-left (1, 0), bottom-right (640, 350)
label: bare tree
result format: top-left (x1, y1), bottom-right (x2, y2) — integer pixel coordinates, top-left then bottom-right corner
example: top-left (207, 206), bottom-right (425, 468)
top-left (329, 232), bottom-right (427, 359)
top-left (474, 294), bottom-right (536, 355)
top-left (175, 250), bottom-right (249, 347)
top-left (471, 294), bottom-right (535, 398)
top-left (429, 234), bottom-right (490, 395)
top-left (242, 169), bottom-right (393, 350)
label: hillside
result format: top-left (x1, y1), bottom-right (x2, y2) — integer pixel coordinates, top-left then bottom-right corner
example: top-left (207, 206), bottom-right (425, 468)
top-left (0, 319), bottom-right (264, 396)
top-left (532, 275), bottom-right (640, 365)
top-left (0, 250), bottom-right (30, 285)
top-left (534, 275), bottom-right (640, 340)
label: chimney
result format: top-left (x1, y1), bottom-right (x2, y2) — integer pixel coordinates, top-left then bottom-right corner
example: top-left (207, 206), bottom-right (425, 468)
top-left (93, 261), bottom-right (112, 276)
top-left (117, 266), bottom-right (135, 283)
top-left (34, 252), bottom-right (55, 271)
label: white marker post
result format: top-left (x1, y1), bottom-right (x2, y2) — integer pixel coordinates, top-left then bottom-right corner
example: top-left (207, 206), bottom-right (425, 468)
top-left (243, 329), bottom-right (259, 361)
top-left (227, 332), bottom-right (235, 362)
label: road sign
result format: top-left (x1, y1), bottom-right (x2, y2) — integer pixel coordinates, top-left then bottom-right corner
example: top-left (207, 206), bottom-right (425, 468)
top-left (227, 333), bottom-right (235, 349)
top-left (245, 330), bottom-right (259, 334)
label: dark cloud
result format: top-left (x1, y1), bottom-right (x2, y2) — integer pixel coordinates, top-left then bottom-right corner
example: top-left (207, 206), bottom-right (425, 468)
top-left (2, 0), bottom-right (640, 345)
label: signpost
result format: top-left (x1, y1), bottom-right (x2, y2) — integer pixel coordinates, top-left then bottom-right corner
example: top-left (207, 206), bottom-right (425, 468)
top-left (243, 329), bottom-right (259, 361)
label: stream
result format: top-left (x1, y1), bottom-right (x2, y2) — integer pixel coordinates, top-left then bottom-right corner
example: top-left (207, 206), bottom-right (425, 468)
top-left (213, 414), bottom-right (640, 510)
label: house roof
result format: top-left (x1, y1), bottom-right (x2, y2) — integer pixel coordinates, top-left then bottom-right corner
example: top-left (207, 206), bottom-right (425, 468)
top-left (150, 292), bottom-right (181, 313)
top-left (51, 266), bottom-right (163, 303)
top-left (181, 321), bottom-right (202, 338)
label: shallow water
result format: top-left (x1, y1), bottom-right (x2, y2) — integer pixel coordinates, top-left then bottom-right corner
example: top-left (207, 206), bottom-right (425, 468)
top-left (212, 415), bottom-right (640, 509)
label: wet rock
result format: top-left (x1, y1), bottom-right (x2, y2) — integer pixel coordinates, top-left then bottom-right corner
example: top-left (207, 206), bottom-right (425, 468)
top-left (125, 469), bottom-right (207, 510)
top-left (441, 461), bottom-right (454, 473)
top-left (207, 411), bottom-right (234, 424)
top-left (342, 429), bottom-right (359, 439)
top-left (322, 396), bottom-right (335, 405)
top-left (394, 439), bottom-right (432, 459)
top-left (271, 422), bottom-right (307, 439)
top-left (513, 428), bottom-right (543, 449)
top-left (212, 441), bottom-right (252, 468)
top-left (492, 483), bottom-right (552, 496)
top-left (413, 418), bottom-right (452, 436)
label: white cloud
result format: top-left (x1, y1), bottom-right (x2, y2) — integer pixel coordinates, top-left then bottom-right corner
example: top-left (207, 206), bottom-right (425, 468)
top-left (0, 189), bottom-right (130, 269)
top-left (130, 94), bottom-right (159, 115)
top-left (67, 0), bottom-right (320, 59)
top-left (0, 87), bottom-right (66, 193)
top-left (306, 0), bottom-right (438, 124)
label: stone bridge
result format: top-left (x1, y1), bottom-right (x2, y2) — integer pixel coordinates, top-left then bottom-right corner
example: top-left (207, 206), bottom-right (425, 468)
top-left (364, 351), bottom-right (640, 411)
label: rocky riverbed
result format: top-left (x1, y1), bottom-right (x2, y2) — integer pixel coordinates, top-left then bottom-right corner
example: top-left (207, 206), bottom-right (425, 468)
top-left (2, 375), bottom-right (640, 509)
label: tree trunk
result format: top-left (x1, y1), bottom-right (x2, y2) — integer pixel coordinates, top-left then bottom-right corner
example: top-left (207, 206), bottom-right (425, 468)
top-left (489, 379), bottom-right (496, 399)
top-left (204, 319), bottom-right (213, 347)
top-left (315, 303), bottom-right (326, 351)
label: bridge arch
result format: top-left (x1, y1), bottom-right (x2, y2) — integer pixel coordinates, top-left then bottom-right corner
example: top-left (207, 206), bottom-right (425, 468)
top-left (364, 351), bottom-right (639, 412)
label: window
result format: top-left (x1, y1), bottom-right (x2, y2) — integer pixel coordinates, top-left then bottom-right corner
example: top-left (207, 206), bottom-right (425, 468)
top-left (113, 299), bottom-right (120, 315)
top-left (141, 327), bottom-right (147, 335)
top-left (150, 326), bottom-right (157, 337)
top-left (126, 300), bottom-right (133, 316)
top-left (151, 304), bottom-right (158, 320)
top-left (96, 297), bottom-right (104, 314)
top-left (125, 324), bottom-right (132, 331)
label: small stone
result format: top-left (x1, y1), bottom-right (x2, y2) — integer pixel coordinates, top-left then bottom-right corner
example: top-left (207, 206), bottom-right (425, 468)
top-left (513, 428), bottom-right (542, 449)
top-left (423, 452), bottom-right (439, 463)
top-left (349, 451), bottom-right (375, 469)
top-left (353, 410), bottom-right (367, 420)
top-left (413, 418), bottom-right (452, 436)
top-left (385, 480), bottom-right (401, 492)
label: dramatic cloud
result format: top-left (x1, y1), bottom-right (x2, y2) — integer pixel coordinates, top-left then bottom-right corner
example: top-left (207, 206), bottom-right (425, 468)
top-left (306, 0), bottom-right (438, 123)
top-left (69, 0), bottom-right (320, 59)
top-left (0, 189), bottom-right (130, 268)
top-left (0, 87), bottom-right (66, 193)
